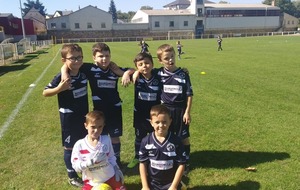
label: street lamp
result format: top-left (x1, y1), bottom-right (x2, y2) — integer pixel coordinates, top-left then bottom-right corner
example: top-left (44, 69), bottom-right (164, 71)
top-left (19, 0), bottom-right (26, 39)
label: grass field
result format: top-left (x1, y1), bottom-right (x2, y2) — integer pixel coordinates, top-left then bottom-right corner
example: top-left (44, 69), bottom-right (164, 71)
top-left (0, 36), bottom-right (299, 190)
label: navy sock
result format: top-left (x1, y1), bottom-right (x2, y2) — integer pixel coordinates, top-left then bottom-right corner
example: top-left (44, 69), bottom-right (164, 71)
top-left (64, 149), bottom-right (78, 179)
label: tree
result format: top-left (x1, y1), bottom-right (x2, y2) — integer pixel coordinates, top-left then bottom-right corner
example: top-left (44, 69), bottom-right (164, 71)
top-left (140, 6), bottom-right (153, 10)
top-left (219, 1), bottom-right (229, 3)
top-left (262, 0), bottom-right (298, 16)
top-left (22, 0), bottom-right (46, 16)
top-left (109, 0), bottom-right (118, 23)
top-left (117, 11), bottom-right (136, 22)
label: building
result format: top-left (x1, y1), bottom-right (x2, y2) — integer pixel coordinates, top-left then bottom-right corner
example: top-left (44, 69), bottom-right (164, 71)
top-left (46, 5), bottom-right (113, 31)
top-left (23, 7), bottom-right (47, 35)
top-left (0, 13), bottom-right (35, 42)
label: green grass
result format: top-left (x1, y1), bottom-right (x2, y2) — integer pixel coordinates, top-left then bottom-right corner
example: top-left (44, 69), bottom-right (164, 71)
top-left (0, 36), bottom-right (299, 189)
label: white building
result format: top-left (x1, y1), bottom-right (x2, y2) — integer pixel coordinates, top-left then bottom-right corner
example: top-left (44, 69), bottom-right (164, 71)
top-left (46, 5), bottom-right (113, 31)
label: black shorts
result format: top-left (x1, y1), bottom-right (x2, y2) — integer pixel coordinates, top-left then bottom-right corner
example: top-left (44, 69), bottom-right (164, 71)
top-left (60, 112), bottom-right (87, 148)
top-left (164, 105), bottom-right (190, 139)
top-left (94, 102), bottom-right (123, 138)
top-left (133, 110), bottom-right (153, 140)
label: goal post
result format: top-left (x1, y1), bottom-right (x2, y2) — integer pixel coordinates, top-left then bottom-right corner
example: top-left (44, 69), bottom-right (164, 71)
top-left (167, 30), bottom-right (195, 40)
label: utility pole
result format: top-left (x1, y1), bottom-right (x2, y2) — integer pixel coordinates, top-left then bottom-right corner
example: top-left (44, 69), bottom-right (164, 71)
top-left (19, 0), bottom-right (26, 39)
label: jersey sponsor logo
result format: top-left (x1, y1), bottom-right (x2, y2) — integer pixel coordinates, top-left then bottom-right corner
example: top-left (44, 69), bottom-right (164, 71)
top-left (138, 92), bottom-right (157, 101)
top-left (73, 86), bottom-right (87, 98)
top-left (150, 159), bottom-right (173, 170)
top-left (163, 85), bottom-right (182, 94)
top-left (97, 80), bottom-right (116, 88)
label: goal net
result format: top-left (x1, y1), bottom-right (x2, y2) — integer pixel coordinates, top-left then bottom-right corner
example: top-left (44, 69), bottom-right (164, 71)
top-left (167, 30), bottom-right (194, 40)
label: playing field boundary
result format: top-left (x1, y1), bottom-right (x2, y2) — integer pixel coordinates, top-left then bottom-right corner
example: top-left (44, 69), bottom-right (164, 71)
top-left (0, 48), bottom-right (61, 139)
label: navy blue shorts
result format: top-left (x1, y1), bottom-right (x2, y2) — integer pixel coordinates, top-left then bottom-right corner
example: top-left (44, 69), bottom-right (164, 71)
top-left (94, 103), bottom-right (123, 138)
top-left (60, 112), bottom-right (87, 148)
top-left (133, 110), bottom-right (153, 140)
top-left (164, 105), bottom-right (190, 140)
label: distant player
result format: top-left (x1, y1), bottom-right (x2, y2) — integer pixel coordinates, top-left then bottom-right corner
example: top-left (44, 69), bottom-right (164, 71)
top-left (139, 104), bottom-right (186, 190)
top-left (140, 40), bottom-right (150, 54)
top-left (176, 41), bottom-right (184, 60)
top-left (217, 35), bottom-right (223, 51)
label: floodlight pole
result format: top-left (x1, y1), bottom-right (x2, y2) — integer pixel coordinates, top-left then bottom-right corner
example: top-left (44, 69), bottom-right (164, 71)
top-left (19, 0), bottom-right (26, 39)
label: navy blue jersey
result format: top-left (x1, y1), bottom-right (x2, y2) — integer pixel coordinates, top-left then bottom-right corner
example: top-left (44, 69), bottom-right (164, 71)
top-left (139, 132), bottom-right (186, 188)
top-left (156, 67), bottom-right (193, 106)
top-left (45, 72), bottom-right (89, 147)
top-left (80, 63), bottom-right (127, 107)
top-left (45, 72), bottom-right (89, 115)
top-left (134, 73), bottom-right (161, 119)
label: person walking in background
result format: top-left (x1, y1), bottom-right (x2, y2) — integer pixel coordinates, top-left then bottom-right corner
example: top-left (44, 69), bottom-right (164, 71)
top-left (43, 43), bottom-right (88, 187)
top-left (176, 41), bottom-right (184, 60)
top-left (217, 35), bottom-right (223, 51)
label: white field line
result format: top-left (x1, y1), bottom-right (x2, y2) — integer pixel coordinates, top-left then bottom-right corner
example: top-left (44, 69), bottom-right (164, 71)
top-left (0, 49), bottom-right (60, 139)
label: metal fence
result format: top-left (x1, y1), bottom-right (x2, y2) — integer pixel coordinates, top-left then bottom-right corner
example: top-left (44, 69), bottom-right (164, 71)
top-left (0, 39), bottom-right (53, 66)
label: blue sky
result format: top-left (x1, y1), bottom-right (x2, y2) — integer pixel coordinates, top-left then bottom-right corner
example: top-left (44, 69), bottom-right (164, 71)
top-left (0, 0), bottom-right (263, 18)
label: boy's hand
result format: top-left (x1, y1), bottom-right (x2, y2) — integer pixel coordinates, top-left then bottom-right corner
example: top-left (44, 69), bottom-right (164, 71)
top-left (121, 70), bottom-right (132, 87)
top-left (58, 78), bottom-right (71, 91)
top-left (114, 165), bottom-right (124, 184)
top-left (132, 70), bottom-right (140, 84)
top-left (183, 112), bottom-right (191, 125)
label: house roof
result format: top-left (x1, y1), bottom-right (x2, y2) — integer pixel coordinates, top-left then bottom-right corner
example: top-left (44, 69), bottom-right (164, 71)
top-left (205, 3), bottom-right (279, 10)
top-left (141, 9), bottom-right (193, 16)
top-left (163, 0), bottom-right (190, 8)
top-left (0, 13), bottom-right (13, 18)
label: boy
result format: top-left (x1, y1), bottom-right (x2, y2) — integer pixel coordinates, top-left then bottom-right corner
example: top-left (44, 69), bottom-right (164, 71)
top-left (127, 52), bottom-right (161, 168)
top-left (62, 42), bottom-right (134, 167)
top-left (139, 104), bottom-right (186, 190)
top-left (43, 43), bottom-right (88, 187)
top-left (217, 35), bottom-right (223, 51)
top-left (71, 110), bottom-right (126, 190)
top-left (156, 44), bottom-right (193, 175)
top-left (176, 41), bottom-right (184, 60)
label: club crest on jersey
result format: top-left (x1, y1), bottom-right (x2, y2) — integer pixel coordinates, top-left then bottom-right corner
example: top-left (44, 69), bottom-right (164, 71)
top-left (167, 143), bottom-right (175, 152)
top-left (152, 79), bottom-right (159, 85)
top-left (101, 144), bottom-right (109, 153)
top-left (179, 72), bottom-right (186, 78)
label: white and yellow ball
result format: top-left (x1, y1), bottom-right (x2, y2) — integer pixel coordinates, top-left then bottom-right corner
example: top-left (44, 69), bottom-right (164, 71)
top-left (92, 183), bottom-right (113, 190)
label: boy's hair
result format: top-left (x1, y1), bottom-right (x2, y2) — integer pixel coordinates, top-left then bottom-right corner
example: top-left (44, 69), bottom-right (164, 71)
top-left (150, 104), bottom-right (171, 119)
top-left (156, 44), bottom-right (175, 61)
top-left (61, 43), bottom-right (82, 58)
top-left (85, 110), bottom-right (105, 124)
top-left (92, 42), bottom-right (110, 56)
top-left (133, 52), bottom-right (153, 67)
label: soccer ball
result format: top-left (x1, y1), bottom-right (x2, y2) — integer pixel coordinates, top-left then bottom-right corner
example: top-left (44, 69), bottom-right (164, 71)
top-left (92, 183), bottom-right (113, 190)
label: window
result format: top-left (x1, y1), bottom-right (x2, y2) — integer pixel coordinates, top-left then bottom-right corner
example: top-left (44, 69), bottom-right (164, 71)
top-left (61, 23), bottom-right (66, 29)
top-left (51, 23), bottom-right (56, 29)
top-left (75, 23), bottom-right (80, 29)
top-left (155, 21), bottom-right (160, 27)
top-left (169, 21), bottom-right (174, 27)
top-left (87, 22), bottom-right (92, 29)
top-left (101, 23), bottom-right (106, 28)
top-left (184, 21), bottom-right (188, 27)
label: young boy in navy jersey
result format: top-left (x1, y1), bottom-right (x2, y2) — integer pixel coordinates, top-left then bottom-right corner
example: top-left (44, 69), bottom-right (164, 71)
top-left (62, 42), bottom-right (134, 167)
top-left (156, 44), bottom-right (193, 175)
top-left (127, 52), bottom-right (161, 168)
top-left (43, 43), bottom-right (88, 187)
top-left (139, 104), bottom-right (186, 190)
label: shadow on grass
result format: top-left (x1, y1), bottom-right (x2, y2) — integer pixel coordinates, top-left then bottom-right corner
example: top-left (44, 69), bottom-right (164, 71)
top-left (0, 49), bottom-right (49, 76)
top-left (0, 64), bottom-right (30, 77)
top-left (190, 150), bottom-right (290, 169)
top-left (189, 180), bottom-right (260, 190)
